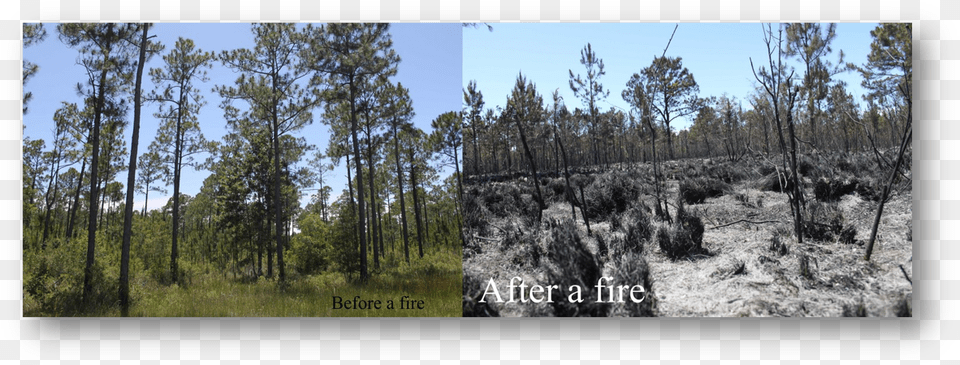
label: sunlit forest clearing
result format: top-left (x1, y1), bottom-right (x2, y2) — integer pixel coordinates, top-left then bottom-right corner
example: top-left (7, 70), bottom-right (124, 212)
top-left (22, 23), bottom-right (462, 317)
top-left (462, 23), bottom-right (911, 317)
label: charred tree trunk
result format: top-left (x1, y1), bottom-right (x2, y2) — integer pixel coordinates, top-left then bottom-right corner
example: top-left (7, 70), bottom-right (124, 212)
top-left (512, 114), bottom-right (545, 222)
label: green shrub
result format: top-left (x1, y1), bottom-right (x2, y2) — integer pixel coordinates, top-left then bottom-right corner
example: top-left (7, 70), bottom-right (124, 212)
top-left (24, 236), bottom-right (119, 316)
top-left (290, 213), bottom-right (332, 275)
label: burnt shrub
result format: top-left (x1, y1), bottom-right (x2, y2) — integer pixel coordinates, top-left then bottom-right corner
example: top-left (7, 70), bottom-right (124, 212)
top-left (498, 224), bottom-right (541, 269)
top-left (545, 177), bottom-right (569, 203)
top-left (798, 155), bottom-right (818, 176)
top-left (839, 226), bottom-right (858, 245)
top-left (813, 178), bottom-right (858, 202)
top-left (799, 254), bottom-right (817, 281)
top-left (479, 183), bottom-right (521, 218)
top-left (895, 295), bottom-right (912, 317)
top-left (543, 218), bottom-right (608, 317)
top-left (462, 268), bottom-right (499, 317)
top-left (679, 177), bottom-right (728, 204)
top-left (758, 164), bottom-right (777, 176)
top-left (596, 235), bottom-right (608, 258)
top-left (769, 233), bottom-right (789, 256)
top-left (609, 252), bottom-right (657, 317)
top-left (658, 224), bottom-right (705, 260)
top-left (706, 162), bottom-right (750, 184)
top-left (855, 177), bottom-right (883, 202)
top-left (658, 200), bottom-right (706, 260)
top-left (463, 187), bottom-right (483, 231)
top-left (519, 194), bottom-right (542, 220)
top-left (759, 171), bottom-right (797, 193)
top-left (583, 171), bottom-right (641, 221)
top-left (623, 207), bottom-right (653, 255)
top-left (676, 201), bottom-right (705, 249)
top-left (803, 201), bottom-right (843, 242)
top-left (842, 301), bottom-right (867, 317)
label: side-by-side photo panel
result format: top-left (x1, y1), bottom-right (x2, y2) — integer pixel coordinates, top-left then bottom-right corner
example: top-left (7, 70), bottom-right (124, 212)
top-left (461, 23), bottom-right (912, 317)
top-left (21, 23), bottom-right (463, 317)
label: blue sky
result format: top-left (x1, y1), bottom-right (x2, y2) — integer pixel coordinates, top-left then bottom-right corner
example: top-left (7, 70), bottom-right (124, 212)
top-left (463, 23), bottom-right (878, 130)
top-left (23, 23), bottom-right (462, 211)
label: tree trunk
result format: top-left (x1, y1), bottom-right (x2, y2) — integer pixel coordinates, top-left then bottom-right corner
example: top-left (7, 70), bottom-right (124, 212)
top-left (120, 24), bottom-right (149, 316)
top-left (348, 79), bottom-right (368, 281)
top-left (82, 24), bottom-right (113, 308)
top-left (512, 115), bottom-right (545, 222)
top-left (393, 126), bottom-right (411, 264)
top-left (41, 152), bottom-right (61, 247)
top-left (409, 150), bottom-right (424, 259)
top-left (271, 80), bottom-right (286, 285)
top-left (67, 156), bottom-right (86, 239)
top-left (865, 97), bottom-right (911, 261)
top-left (170, 85), bottom-right (185, 285)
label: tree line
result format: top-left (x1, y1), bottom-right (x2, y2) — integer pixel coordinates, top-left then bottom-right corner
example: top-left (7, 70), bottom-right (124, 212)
top-left (22, 23), bottom-right (463, 316)
top-left (463, 23), bottom-right (911, 253)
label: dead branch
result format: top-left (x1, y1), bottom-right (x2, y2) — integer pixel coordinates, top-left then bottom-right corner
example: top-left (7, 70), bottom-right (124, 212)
top-left (899, 264), bottom-right (912, 285)
top-left (709, 219), bottom-right (782, 229)
top-left (473, 235), bottom-right (500, 242)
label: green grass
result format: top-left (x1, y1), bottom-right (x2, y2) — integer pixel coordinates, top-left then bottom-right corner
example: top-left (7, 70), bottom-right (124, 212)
top-left (25, 247), bottom-right (462, 317)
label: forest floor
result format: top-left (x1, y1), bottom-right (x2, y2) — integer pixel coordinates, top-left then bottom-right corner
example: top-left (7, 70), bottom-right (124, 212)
top-left (462, 152), bottom-right (913, 317)
top-left (24, 246), bottom-right (463, 317)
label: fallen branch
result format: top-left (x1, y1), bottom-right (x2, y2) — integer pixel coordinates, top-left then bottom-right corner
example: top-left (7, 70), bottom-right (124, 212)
top-left (709, 219), bottom-right (781, 229)
top-left (473, 235), bottom-right (500, 242)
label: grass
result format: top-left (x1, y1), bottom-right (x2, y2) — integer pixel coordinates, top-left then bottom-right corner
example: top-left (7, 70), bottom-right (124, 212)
top-left (25, 247), bottom-right (462, 317)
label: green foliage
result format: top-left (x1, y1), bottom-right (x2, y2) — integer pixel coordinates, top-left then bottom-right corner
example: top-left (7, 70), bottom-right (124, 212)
top-left (290, 212), bottom-right (332, 275)
top-left (24, 234), bottom-right (123, 316)
top-left (326, 197), bottom-right (362, 277)
top-left (22, 23), bottom-right (46, 113)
